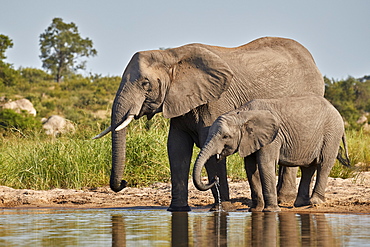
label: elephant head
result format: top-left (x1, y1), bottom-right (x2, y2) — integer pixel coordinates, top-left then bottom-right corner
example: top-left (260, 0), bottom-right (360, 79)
top-left (93, 44), bottom-right (234, 192)
top-left (193, 110), bottom-right (280, 191)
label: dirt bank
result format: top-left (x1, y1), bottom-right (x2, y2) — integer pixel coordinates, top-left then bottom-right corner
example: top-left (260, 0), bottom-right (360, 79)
top-left (1, 172), bottom-right (369, 213)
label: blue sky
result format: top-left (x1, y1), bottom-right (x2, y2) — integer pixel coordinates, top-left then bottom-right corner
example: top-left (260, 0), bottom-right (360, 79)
top-left (1, 0), bottom-right (369, 80)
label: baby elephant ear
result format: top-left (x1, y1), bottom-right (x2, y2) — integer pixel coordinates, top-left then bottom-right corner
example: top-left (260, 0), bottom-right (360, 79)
top-left (239, 110), bottom-right (280, 157)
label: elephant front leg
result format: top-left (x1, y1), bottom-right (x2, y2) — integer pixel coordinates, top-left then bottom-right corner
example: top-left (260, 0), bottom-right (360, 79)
top-left (244, 154), bottom-right (264, 212)
top-left (257, 147), bottom-right (281, 212)
top-left (167, 127), bottom-right (194, 212)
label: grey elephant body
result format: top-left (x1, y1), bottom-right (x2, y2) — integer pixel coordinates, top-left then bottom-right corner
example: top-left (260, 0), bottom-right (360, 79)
top-left (193, 95), bottom-right (350, 212)
top-left (94, 37), bottom-right (324, 211)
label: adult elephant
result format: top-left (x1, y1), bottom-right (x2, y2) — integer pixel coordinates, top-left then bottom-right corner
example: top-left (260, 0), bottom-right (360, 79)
top-left (93, 37), bottom-right (324, 211)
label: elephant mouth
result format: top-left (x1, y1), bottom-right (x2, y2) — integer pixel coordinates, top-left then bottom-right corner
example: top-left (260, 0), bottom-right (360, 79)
top-left (137, 103), bottom-right (163, 120)
top-left (92, 115), bottom-right (135, 139)
top-left (216, 153), bottom-right (226, 162)
top-left (216, 149), bottom-right (237, 161)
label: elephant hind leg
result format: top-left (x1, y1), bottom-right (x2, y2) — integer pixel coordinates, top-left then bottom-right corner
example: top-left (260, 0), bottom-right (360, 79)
top-left (310, 157), bottom-right (336, 205)
top-left (277, 166), bottom-right (298, 203)
top-left (294, 165), bottom-right (316, 207)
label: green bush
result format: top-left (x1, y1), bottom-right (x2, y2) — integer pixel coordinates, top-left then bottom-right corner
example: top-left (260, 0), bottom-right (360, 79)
top-left (325, 76), bottom-right (370, 127)
top-left (0, 62), bottom-right (22, 87)
top-left (0, 109), bottom-right (42, 134)
top-left (19, 67), bottom-right (53, 83)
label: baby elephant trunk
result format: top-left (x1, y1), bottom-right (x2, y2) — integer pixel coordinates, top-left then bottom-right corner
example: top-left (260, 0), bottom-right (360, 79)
top-left (193, 144), bottom-right (218, 191)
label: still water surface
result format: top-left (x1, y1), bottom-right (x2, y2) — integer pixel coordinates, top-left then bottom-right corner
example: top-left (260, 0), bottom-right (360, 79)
top-left (0, 208), bottom-right (369, 246)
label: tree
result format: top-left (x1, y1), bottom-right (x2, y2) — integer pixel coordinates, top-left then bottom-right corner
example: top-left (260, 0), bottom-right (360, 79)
top-left (325, 76), bottom-right (360, 126)
top-left (0, 34), bottom-right (21, 87)
top-left (0, 34), bottom-right (13, 61)
top-left (39, 18), bottom-right (97, 82)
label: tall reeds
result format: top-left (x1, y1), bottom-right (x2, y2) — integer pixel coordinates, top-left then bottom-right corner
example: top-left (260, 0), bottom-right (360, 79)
top-left (0, 118), bottom-right (368, 190)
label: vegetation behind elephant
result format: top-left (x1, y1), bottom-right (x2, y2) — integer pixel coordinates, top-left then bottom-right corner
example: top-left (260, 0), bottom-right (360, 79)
top-left (42, 115), bottom-right (75, 137)
top-left (193, 95), bottom-right (350, 212)
top-left (93, 37), bottom-right (325, 212)
top-left (2, 98), bottom-right (37, 116)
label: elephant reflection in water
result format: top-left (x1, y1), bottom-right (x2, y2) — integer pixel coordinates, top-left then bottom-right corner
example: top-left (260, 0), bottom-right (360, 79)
top-left (250, 213), bottom-right (339, 247)
top-left (110, 212), bottom-right (228, 246)
top-left (190, 212), bottom-right (228, 246)
top-left (110, 212), bottom-right (338, 246)
top-left (171, 212), bottom-right (189, 246)
top-left (299, 214), bottom-right (337, 246)
top-left (111, 215), bottom-right (126, 247)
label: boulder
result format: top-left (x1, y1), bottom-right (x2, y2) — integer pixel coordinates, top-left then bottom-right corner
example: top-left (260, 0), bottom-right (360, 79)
top-left (3, 98), bottom-right (37, 116)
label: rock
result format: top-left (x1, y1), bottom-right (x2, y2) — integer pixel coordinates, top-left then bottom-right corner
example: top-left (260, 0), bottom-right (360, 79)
top-left (2, 98), bottom-right (37, 116)
top-left (42, 115), bottom-right (75, 137)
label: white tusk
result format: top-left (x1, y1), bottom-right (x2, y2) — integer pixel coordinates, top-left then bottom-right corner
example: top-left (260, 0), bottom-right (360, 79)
top-left (115, 115), bottom-right (134, 131)
top-left (216, 154), bottom-right (220, 160)
top-left (92, 126), bottom-right (112, 139)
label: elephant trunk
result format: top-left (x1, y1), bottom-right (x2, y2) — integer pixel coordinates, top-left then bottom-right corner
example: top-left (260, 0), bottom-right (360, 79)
top-left (193, 142), bottom-right (218, 191)
top-left (109, 83), bottom-right (142, 192)
top-left (110, 122), bottom-right (128, 192)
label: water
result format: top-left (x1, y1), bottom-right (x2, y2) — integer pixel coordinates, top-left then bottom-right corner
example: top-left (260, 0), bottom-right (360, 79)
top-left (215, 176), bottom-right (223, 212)
top-left (0, 208), bottom-right (369, 246)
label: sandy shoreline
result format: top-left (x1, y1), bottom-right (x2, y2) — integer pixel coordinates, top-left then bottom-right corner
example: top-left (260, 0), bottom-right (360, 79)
top-left (1, 172), bottom-right (369, 214)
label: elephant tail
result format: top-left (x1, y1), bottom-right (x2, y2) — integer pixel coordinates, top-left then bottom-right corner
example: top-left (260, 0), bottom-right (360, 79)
top-left (337, 133), bottom-right (351, 167)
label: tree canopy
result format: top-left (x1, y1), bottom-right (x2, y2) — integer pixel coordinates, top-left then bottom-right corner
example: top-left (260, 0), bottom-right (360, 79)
top-left (39, 17), bottom-right (97, 82)
top-left (0, 34), bottom-right (13, 61)
top-left (325, 76), bottom-right (370, 127)
top-left (0, 34), bottom-right (19, 87)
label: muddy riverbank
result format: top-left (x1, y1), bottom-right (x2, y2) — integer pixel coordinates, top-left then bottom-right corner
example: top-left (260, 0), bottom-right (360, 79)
top-left (1, 172), bottom-right (369, 213)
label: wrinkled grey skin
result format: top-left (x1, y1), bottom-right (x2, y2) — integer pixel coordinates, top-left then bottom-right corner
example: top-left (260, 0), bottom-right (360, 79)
top-left (94, 37), bottom-right (325, 212)
top-left (42, 115), bottom-right (75, 137)
top-left (193, 95), bottom-right (350, 212)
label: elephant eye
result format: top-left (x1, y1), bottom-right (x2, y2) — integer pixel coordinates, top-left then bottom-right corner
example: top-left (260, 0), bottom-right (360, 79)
top-left (141, 79), bottom-right (151, 91)
top-left (222, 134), bottom-right (230, 139)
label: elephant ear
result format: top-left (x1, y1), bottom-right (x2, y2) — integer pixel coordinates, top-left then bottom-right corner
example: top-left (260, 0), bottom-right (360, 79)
top-left (238, 110), bottom-right (280, 157)
top-left (163, 45), bottom-right (233, 118)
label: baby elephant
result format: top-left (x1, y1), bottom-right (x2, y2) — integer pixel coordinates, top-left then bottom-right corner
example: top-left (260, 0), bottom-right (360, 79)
top-left (193, 95), bottom-right (350, 212)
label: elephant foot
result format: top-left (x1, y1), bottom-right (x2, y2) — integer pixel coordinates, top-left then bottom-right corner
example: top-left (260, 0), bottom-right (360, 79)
top-left (294, 196), bottom-right (311, 207)
top-left (167, 205), bottom-right (191, 212)
top-left (278, 193), bottom-right (297, 204)
top-left (310, 194), bottom-right (325, 205)
top-left (209, 201), bottom-right (237, 212)
top-left (249, 199), bottom-right (264, 212)
top-left (263, 205), bottom-right (281, 212)
top-left (249, 207), bottom-right (263, 212)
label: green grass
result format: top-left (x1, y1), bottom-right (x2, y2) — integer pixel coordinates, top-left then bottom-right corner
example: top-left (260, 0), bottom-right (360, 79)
top-left (0, 115), bottom-right (171, 190)
top-left (0, 132), bottom-right (111, 190)
top-left (124, 116), bottom-right (170, 187)
top-left (0, 119), bottom-right (369, 190)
